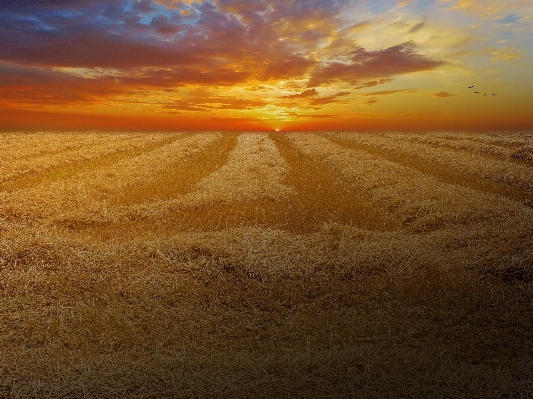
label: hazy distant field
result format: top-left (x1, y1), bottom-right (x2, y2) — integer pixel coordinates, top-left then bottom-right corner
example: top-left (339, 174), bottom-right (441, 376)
top-left (1, 131), bottom-right (532, 398)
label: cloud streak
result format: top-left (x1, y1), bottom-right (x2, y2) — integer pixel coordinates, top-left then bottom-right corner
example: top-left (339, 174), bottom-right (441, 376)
top-left (363, 89), bottom-right (417, 96)
top-left (308, 42), bottom-right (445, 87)
top-left (432, 91), bottom-right (454, 97)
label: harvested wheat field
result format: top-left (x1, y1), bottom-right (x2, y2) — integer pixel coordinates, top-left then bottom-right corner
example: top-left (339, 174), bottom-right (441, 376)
top-left (1, 131), bottom-right (532, 398)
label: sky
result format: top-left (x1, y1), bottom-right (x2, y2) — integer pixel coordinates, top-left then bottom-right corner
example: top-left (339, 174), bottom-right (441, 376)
top-left (1, 0), bottom-right (532, 132)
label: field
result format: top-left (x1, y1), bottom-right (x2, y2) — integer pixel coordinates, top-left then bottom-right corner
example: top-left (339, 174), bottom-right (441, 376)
top-left (1, 131), bottom-right (532, 398)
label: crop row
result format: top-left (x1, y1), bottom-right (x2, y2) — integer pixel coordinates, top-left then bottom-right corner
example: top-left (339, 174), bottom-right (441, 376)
top-left (0, 133), bottom-right (177, 183)
top-left (123, 133), bottom-right (294, 222)
top-left (0, 133), bottom-right (222, 222)
top-left (395, 131), bottom-right (533, 161)
top-left (182, 133), bottom-right (293, 204)
top-left (288, 134), bottom-right (527, 233)
top-left (371, 132), bottom-right (527, 159)
top-left (330, 132), bottom-right (533, 192)
top-left (409, 131), bottom-right (533, 147)
top-left (0, 132), bottom-right (123, 161)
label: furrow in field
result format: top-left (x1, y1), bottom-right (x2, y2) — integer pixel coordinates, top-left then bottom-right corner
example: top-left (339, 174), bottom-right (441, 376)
top-left (115, 133), bottom-right (239, 204)
top-left (0, 133), bottom-right (221, 222)
top-left (267, 134), bottom-right (398, 232)
top-left (0, 133), bottom-right (178, 187)
top-left (445, 131), bottom-right (533, 148)
top-left (0, 132), bottom-right (171, 170)
top-left (330, 132), bottom-right (533, 194)
top-left (86, 133), bottom-right (398, 236)
top-left (0, 132), bottom-right (121, 161)
top-left (383, 132), bottom-right (518, 158)
top-left (326, 134), bottom-right (533, 208)
top-left (288, 133), bottom-right (527, 233)
top-left (180, 133), bottom-right (293, 205)
top-left (409, 131), bottom-right (533, 148)
top-left (119, 133), bottom-right (294, 222)
top-left (377, 131), bottom-right (533, 164)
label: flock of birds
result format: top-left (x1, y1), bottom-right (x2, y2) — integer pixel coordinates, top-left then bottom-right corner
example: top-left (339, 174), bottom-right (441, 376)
top-left (469, 86), bottom-right (496, 96)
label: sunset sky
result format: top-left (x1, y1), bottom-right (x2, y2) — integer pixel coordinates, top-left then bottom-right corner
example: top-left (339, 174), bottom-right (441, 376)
top-left (1, 0), bottom-right (532, 131)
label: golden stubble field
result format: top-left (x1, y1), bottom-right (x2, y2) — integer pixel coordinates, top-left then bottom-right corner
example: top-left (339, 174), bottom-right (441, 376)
top-left (0, 131), bottom-right (532, 398)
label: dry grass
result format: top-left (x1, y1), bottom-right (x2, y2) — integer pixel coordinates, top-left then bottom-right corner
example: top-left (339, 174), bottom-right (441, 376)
top-left (330, 132), bottom-right (533, 193)
top-left (325, 134), bottom-right (533, 208)
top-left (1, 131), bottom-right (532, 398)
top-left (288, 133), bottom-right (529, 233)
top-left (371, 131), bottom-right (533, 159)
top-left (0, 133), bottom-right (175, 186)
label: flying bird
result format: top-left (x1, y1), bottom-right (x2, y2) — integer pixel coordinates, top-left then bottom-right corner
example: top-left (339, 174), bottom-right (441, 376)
top-left (471, 84), bottom-right (496, 97)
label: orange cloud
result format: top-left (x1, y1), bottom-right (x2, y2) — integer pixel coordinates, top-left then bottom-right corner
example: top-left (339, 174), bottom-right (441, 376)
top-left (363, 97), bottom-right (378, 106)
top-left (363, 89), bottom-right (417, 96)
top-left (309, 92), bottom-right (351, 106)
top-left (162, 94), bottom-right (268, 111)
top-left (308, 42), bottom-right (445, 87)
top-left (432, 91), bottom-right (455, 97)
top-left (280, 89), bottom-right (319, 99)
